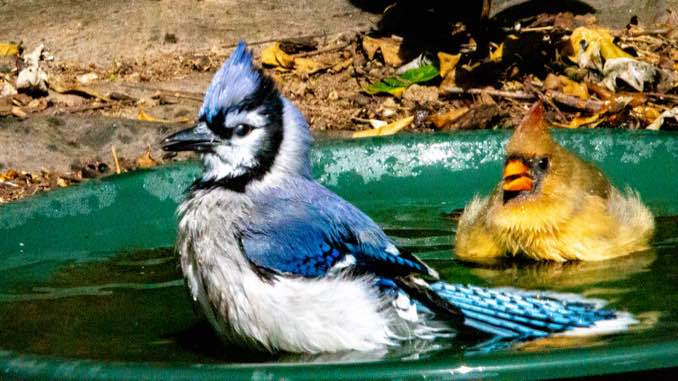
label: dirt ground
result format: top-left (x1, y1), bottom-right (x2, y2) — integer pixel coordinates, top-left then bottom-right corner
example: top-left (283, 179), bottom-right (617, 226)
top-left (1, 0), bottom-right (678, 202)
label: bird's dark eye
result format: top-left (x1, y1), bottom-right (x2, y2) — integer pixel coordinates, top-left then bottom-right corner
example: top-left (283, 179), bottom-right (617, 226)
top-left (234, 124), bottom-right (253, 137)
top-left (537, 157), bottom-right (549, 170)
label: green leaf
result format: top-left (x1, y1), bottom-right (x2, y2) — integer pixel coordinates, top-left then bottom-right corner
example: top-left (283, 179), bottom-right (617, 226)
top-left (363, 64), bottom-right (440, 96)
top-left (399, 64), bottom-right (439, 83)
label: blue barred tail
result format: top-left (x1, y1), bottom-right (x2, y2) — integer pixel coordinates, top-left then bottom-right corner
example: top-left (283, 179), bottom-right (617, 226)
top-left (431, 282), bottom-right (635, 340)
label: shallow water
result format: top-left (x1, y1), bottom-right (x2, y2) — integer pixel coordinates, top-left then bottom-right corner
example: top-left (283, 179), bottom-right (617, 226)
top-left (0, 204), bottom-right (676, 364)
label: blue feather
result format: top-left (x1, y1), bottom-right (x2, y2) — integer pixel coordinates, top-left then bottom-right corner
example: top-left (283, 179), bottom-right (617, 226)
top-left (430, 283), bottom-right (621, 339)
top-left (199, 41), bottom-right (262, 123)
top-left (241, 178), bottom-right (432, 278)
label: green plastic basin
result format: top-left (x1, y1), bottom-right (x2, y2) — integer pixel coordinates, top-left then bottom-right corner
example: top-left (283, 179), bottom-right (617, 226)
top-left (1, 129), bottom-right (677, 380)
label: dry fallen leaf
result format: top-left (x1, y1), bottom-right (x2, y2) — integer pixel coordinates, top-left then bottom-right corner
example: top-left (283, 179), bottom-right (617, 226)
top-left (138, 107), bottom-right (159, 122)
top-left (559, 75), bottom-right (589, 100)
top-left (543, 73), bottom-right (561, 91)
top-left (438, 52), bottom-right (461, 79)
top-left (136, 150), bottom-right (159, 169)
top-left (489, 43), bottom-right (504, 62)
top-left (554, 113), bottom-right (605, 129)
top-left (569, 27), bottom-right (632, 70)
top-left (646, 107), bottom-right (678, 130)
top-left (428, 107), bottom-right (470, 129)
top-left (362, 36), bottom-right (403, 67)
top-left (11, 106), bottom-right (27, 118)
top-left (0, 42), bottom-right (19, 57)
top-left (293, 57), bottom-right (325, 74)
top-left (602, 57), bottom-right (657, 91)
top-left (330, 58), bottom-right (352, 73)
top-left (0, 169), bottom-right (19, 182)
top-left (261, 42), bottom-right (295, 69)
top-left (352, 116), bottom-right (414, 138)
top-left (261, 42), bottom-right (326, 74)
top-left (631, 105), bottom-right (661, 124)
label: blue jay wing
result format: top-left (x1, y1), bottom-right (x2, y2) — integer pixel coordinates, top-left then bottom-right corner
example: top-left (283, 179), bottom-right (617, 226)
top-left (241, 180), bottom-right (435, 279)
top-left (241, 216), bottom-right (349, 277)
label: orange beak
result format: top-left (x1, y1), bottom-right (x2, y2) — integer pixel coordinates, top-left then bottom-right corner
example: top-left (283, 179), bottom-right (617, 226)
top-left (503, 159), bottom-right (533, 192)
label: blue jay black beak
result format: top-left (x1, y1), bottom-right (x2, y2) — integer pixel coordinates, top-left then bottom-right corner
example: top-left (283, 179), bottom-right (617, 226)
top-left (162, 122), bottom-right (220, 153)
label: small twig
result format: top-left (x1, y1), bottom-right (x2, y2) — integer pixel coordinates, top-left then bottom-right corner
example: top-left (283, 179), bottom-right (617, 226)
top-left (117, 83), bottom-right (205, 99)
top-left (58, 103), bottom-right (114, 114)
top-left (645, 92), bottom-right (678, 103)
top-left (548, 91), bottom-right (606, 113)
top-left (111, 146), bottom-right (121, 175)
top-left (153, 91), bottom-right (204, 102)
top-left (223, 27), bottom-right (372, 51)
top-left (519, 26), bottom-right (555, 33)
top-left (0, 180), bottom-right (19, 188)
top-left (440, 86), bottom-right (537, 100)
top-left (293, 41), bottom-right (352, 58)
top-left (524, 82), bottom-right (568, 123)
top-left (627, 28), bottom-right (671, 37)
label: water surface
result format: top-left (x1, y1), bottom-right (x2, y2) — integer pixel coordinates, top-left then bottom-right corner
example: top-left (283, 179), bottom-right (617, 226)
top-left (0, 204), bottom-right (676, 364)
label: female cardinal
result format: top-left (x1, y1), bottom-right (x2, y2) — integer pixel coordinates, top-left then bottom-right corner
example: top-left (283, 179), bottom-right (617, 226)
top-left (455, 102), bottom-right (654, 263)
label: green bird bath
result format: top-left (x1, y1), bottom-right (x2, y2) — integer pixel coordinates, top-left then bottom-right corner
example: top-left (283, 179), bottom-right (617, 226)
top-left (1, 129), bottom-right (677, 380)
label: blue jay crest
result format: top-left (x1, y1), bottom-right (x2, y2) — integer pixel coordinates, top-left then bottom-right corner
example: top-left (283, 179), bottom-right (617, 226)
top-left (200, 42), bottom-right (271, 123)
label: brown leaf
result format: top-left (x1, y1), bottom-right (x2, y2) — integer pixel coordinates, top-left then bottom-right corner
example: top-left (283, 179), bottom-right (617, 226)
top-left (0, 96), bottom-right (11, 116)
top-left (261, 42), bottom-right (326, 73)
top-left (543, 74), bottom-right (561, 91)
top-left (553, 113), bottom-right (604, 129)
top-left (330, 58), bottom-right (352, 73)
top-left (569, 27), bottom-right (632, 70)
top-left (0, 169), bottom-right (19, 182)
top-left (261, 42), bottom-right (295, 69)
top-left (0, 43), bottom-right (19, 57)
top-left (11, 106), bottom-right (27, 118)
top-left (138, 107), bottom-right (159, 122)
top-left (136, 150), bottom-right (159, 169)
top-left (428, 107), bottom-right (470, 129)
top-left (587, 82), bottom-right (613, 100)
top-left (632, 105), bottom-right (661, 123)
top-left (489, 43), bottom-right (503, 62)
top-left (352, 116), bottom-right (413, 138)
top-left (559, 75), bottom-right (589, 100)
top-left (56, 177), bottom-right (69, 188)
top-left (294, 57), bottom-right (325, 74)
top-left (438, 52), bottom-right (461, 78)
top-left (646, 107), bottom-right (678, 130)
top-left (362, 36), bottom-right (403, 67)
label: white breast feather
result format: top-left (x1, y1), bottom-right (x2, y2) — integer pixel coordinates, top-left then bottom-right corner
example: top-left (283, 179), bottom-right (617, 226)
top-left (177, 189), bottom-right (440, 353)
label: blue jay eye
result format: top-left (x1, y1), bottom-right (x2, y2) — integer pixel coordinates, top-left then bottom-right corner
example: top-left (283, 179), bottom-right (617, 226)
top-left (234, 124), bottom-right (253, 137)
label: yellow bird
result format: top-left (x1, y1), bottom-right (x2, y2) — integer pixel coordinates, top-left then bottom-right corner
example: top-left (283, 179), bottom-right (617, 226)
top-left (455, 102), bottom-right (654, 263)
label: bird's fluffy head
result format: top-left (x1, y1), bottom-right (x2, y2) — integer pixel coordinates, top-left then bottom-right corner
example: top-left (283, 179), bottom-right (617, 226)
top-left (489, 102), bottom-right (610, 231)
top-left (193, 42), bottom-right (312, 189)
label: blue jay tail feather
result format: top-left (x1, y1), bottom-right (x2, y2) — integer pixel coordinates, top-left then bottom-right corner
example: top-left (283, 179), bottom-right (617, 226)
top-left (431, 283), bottom-right (635, 340)
top-left (394, 276), bottom-right (464, 324)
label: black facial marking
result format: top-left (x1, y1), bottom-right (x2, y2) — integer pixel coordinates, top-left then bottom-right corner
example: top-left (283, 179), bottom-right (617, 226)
top-left (193, 70), bottom-right (284, 193)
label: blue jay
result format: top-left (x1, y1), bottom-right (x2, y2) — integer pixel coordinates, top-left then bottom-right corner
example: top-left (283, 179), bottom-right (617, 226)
top-left (162, 42), bottom-right (633, 354)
